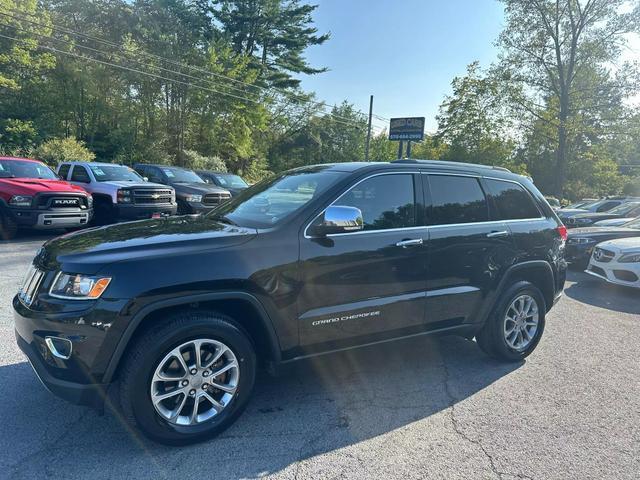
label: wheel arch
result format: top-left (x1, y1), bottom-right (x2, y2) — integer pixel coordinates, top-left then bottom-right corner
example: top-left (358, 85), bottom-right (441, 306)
top-left (104, 292), bottom-right (282, 383)
top-left (477, 261), bottom-right (556, 328)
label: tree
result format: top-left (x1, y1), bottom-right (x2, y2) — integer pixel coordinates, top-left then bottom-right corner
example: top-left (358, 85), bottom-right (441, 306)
top-left (435, 62), bottom-right (523, 171)
top-left (497, 0), bottom-right (640, 196)
top-left (211, 0), bottom-right (329, 88)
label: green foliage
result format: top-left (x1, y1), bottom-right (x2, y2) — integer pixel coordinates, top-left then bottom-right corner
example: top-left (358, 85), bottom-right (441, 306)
top-left (622, 178), bottom-right (640, 197)
top-left (34, 137), bottom-right (95, 166)
top-left (182, 150), bottom-right (227, 172)
top-left (0, 118), bottom-right (37, 153)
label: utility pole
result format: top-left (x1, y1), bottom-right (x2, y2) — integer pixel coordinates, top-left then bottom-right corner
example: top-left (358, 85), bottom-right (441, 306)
top-left (364, 95), bottom-right (373, 161)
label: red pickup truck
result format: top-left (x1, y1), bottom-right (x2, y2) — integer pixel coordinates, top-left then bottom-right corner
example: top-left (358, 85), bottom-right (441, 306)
top-left (0, 157), bottom-right (93, 239)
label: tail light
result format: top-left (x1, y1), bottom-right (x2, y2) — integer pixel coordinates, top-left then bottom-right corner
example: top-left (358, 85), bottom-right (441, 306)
top-left (557, 225), bottom-right (568, 241)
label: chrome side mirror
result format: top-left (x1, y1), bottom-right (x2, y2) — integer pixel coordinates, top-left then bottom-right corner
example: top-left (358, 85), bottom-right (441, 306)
top-left (309, 205), bottom-right (364, 236)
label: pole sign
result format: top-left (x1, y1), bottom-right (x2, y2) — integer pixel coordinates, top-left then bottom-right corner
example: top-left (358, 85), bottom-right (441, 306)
top-left (389, 117), bottom-right (425, 141)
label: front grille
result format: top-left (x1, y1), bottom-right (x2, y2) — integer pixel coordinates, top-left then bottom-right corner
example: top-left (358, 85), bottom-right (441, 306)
top-left (132, 189), bottom-right (174, 205)
top-left (36, 194), bottom-right (88, 209)
top-left (18, 265), bottom-right (45, 307)
top-left (202, 192), bottom-right (231, 206)
top-left (593, 247), bottom-right (615, 263)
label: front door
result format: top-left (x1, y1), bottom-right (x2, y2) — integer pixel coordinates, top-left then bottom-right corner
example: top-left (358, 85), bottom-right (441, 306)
top-left (298, 172), bottom-right (429, 349)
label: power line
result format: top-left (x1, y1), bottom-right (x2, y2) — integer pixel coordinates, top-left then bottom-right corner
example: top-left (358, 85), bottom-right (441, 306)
top-left (1, 7), bottom-right (389, 123)
top-left (0, 31), bottom-right (365, 129)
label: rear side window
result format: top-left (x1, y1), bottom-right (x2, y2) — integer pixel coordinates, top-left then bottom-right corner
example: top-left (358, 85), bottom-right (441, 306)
top-left (336, 174), bottom-right (416, 230)
top-left (485, 179), bottom-right (541, 220)
top-left (427, 175), bottom-right (488, 225)
top-left (58, 164), bottom-right (71, 180)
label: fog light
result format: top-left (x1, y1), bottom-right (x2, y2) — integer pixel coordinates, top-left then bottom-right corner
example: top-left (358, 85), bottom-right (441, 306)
top-left (45, 336), bottom-right (72, 360)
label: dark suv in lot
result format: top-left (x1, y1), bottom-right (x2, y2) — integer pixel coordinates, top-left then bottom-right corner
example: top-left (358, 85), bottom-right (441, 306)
top-left (14, 160), bottom-right (566, 445)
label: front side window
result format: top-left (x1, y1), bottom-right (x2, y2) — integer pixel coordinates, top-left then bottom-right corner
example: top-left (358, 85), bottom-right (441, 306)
top-left (428, 175), bottom-right (488, 225)
top-left (71, 165), bottom-right (91, 183)
top-left (333, 174), bottom-right (416, 231)
top-left (0, 159), bottom-right (57, 179)
top-left (486, 179), bottom-right (541, 220)
top-left (208, 168), bottom-right (345, 228)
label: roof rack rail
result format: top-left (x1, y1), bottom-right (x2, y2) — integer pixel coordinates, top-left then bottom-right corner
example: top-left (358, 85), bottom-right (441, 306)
top-left (390, 158), bottom-right (511, 173)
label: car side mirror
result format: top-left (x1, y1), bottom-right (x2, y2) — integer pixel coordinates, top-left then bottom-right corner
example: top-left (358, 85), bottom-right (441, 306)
top-left (309, 205), bottom-right (364, 237)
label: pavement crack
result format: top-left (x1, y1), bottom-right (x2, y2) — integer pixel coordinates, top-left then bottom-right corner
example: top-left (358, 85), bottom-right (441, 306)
top-left (440, 351), bottom-right (533, 480)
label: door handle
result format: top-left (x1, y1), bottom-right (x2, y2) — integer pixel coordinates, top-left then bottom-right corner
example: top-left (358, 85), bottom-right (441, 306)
top-left (395, 238), bottom-right (423, 248)
top-left (486, 230), bottom-right (509, 238)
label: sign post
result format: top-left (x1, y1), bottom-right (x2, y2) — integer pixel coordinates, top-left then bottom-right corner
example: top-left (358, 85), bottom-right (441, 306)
top-left (389, 117), bottom-right (425, 159)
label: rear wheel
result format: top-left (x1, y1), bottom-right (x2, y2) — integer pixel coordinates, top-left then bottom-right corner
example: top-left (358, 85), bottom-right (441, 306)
top-left (0, 212), bottom-right (18, 240)
top-left (475, 281), bottom-right (546, 362)
top-left (117, 311), bottom-right (256, 445)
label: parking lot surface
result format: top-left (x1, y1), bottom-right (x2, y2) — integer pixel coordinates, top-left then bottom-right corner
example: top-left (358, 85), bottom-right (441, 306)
top-left (1, 233), bottom-right (639, 479)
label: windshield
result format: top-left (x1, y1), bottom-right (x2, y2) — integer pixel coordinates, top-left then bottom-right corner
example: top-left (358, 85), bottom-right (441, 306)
top-left (207, 169), bottom-right (345, 228)
top-left (609, 202), bottom-right (640, 215)
top-left (0, 159), bottom-right (58, 179)
top-left (89, 164), bottom-right (143, 182)
top-left (162, 168), bottom-right (204, 183)
top-left (214, 173), bottom-right (248, 189)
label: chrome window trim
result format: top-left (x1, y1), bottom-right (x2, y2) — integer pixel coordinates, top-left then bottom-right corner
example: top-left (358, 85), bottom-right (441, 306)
top-left (303, 169), bottom-right (547, 239)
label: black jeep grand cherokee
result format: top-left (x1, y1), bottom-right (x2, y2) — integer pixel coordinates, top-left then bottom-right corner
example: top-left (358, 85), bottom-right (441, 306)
top-left (14, 160), bottom-right (566, 445)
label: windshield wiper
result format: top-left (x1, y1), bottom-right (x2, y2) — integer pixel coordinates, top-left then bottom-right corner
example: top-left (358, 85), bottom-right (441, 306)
top-left (211, 214), bottom-right (237, 226)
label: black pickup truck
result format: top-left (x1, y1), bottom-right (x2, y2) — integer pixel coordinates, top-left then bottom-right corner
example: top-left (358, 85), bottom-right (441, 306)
top-left (14, 160), bottom-right (566, 445)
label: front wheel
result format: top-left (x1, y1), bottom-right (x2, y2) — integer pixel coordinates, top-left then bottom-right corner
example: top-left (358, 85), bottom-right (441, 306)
top-left (475, 281), bottom-right (546, 362)
top-left (117, 311), bottom-right (256, 445)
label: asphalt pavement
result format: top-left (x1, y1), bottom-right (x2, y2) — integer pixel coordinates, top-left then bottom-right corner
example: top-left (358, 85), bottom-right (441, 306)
top-left (0, 233), bottom-right (638, 479)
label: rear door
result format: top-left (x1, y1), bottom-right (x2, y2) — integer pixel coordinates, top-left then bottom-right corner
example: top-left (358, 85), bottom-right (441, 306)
top-left (69, 164), bottom-right (92, 186)
top-left (298, 171), bottom-right (429, 348)
top-left (424, 174), bottom-right (515, 326)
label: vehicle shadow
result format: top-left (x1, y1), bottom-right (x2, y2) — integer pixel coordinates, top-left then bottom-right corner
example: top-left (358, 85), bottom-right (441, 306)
top-left (0, 230), bottom-right (61, 246)
top-left (0, 334), bottom-right (521, 479)
top-left (564, 270), bottom-right (640, 315)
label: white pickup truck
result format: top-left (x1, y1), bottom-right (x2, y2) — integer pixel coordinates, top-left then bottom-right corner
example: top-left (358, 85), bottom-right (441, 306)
top-left (57, 161), bottom-right (177, 224)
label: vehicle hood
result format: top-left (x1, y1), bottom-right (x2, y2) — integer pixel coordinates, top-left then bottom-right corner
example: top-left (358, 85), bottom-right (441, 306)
top-left (594, 218), bottom-right (635, 227)
top-left (102, 180), bottom-right (168, 189)
top-left (35, 215), bottom-right (257, 272)
top-left (568, 226), bottom-right (640, 240)
top-left (171, 182), bottom-right (229, 195)
top-left (598, 236), bottom-right (640, 252)
top-left (0, 178), bottom-right (88, 195)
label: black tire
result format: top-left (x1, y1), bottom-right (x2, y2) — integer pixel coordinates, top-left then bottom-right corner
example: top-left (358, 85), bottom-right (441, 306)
top-left (117, 311), bottom-right (256, 445)
top-left (0, 212), bottom-right (18, 240)
top-left (475, 281), bottom-right (546, 362)
top-left (93, 199), bottom-right (115, 225)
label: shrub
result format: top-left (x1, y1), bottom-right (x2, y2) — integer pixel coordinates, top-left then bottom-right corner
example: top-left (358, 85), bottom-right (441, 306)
top-left (182, 150), bottom-right (227, 172)
top-left (35, 137), bottom-right (95, 166)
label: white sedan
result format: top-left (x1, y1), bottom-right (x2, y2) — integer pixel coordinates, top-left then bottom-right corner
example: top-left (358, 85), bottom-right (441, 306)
top-left (585, 237), bottom-right (640, 288)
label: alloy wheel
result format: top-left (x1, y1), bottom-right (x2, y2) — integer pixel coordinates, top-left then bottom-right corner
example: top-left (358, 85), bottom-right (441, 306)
top-left (503, 294), bottom-right (539, 351)
top-left (150, 339), bottom-right (239, 426)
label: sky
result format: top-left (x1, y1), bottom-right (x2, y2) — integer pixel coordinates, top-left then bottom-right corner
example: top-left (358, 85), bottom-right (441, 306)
top-left (297, 0), bottom-right (507, 133)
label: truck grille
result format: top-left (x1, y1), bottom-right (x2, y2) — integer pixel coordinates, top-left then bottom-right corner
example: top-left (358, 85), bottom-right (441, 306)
top-left (132, 189), bottom-right (174, 205)
top-left (202, 192), bottom-right (231, 206)
top-left (36, 194), bottom-right (88, 209)
top-left (18, 265), bottom-right (45, 307)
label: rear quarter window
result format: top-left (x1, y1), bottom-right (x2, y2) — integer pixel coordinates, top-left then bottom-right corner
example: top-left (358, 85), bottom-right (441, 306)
top-left (485, 179), bottom-right (541, 220)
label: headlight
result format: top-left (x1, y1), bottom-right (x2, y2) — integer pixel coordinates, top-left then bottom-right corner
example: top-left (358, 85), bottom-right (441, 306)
top-left (49, 273), bottom-right (111, 300)
top-left (185, 194), bottom-right (202, 203)
top-left (568, 237), bottom-right (594, 244)
top-left (9, 195), bottom-right (33, 207)
top-left (117, 189), bottom-right (132, 203)
top-left (87, 195), bottom-right (93, 208)
top-left (619, 253), bottom-right (640, 263)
